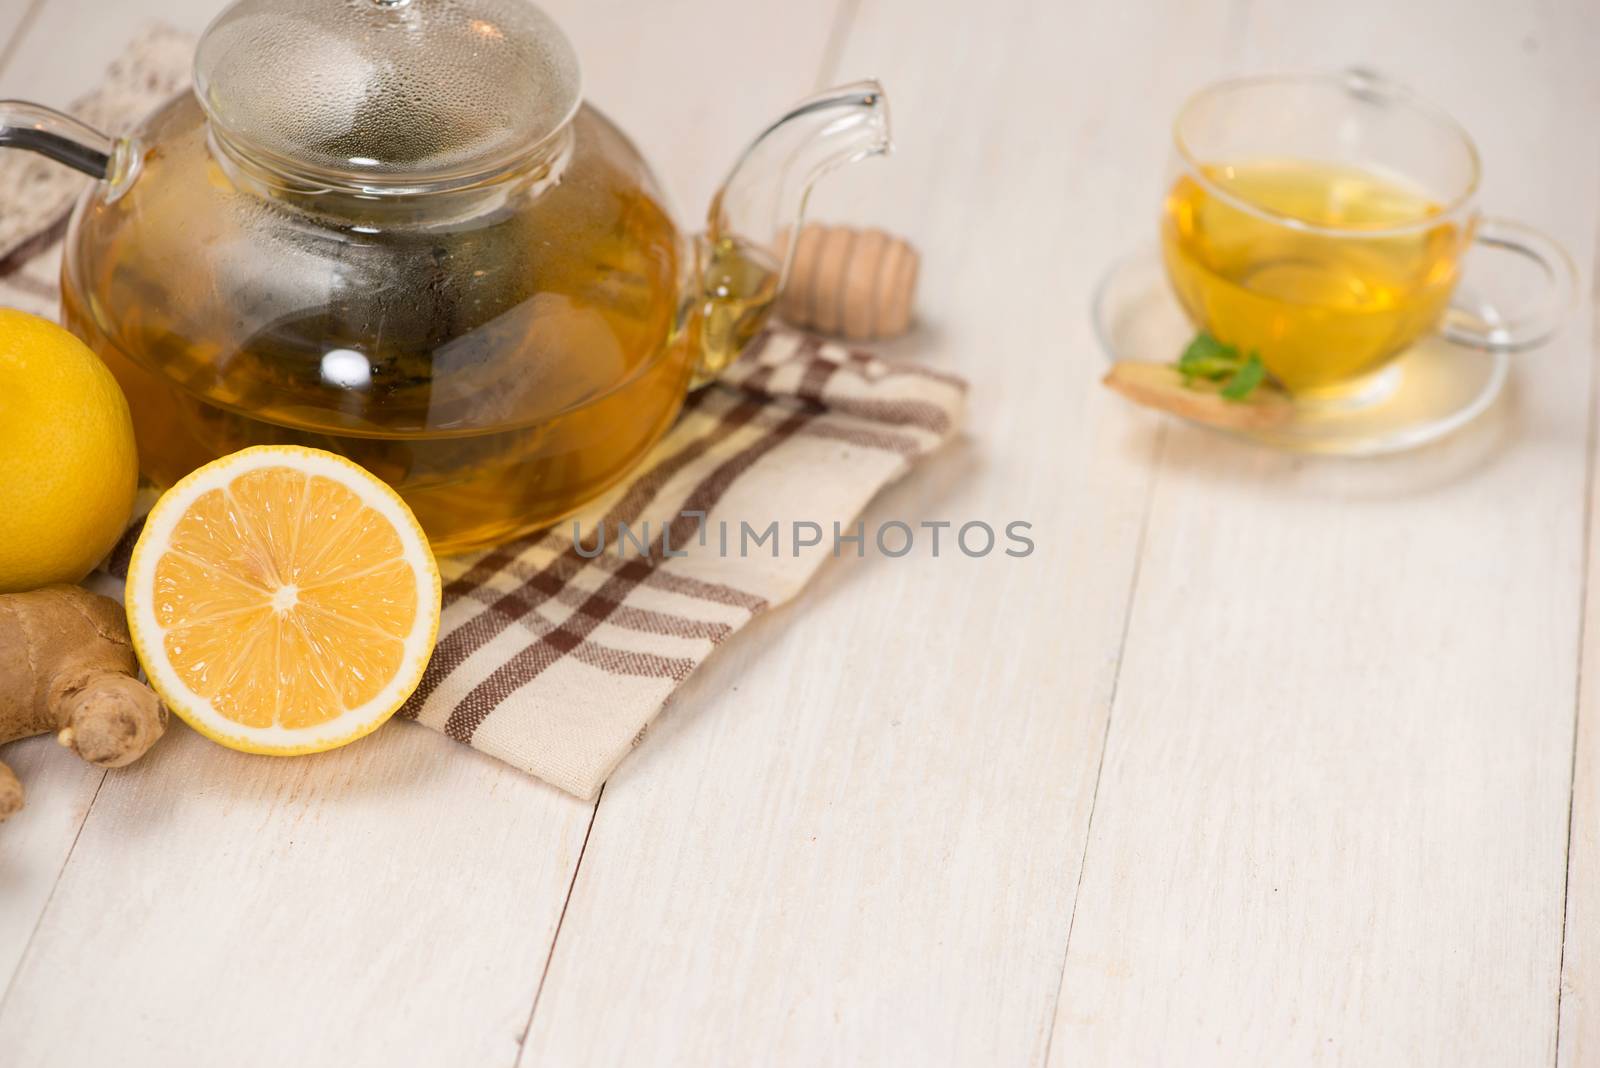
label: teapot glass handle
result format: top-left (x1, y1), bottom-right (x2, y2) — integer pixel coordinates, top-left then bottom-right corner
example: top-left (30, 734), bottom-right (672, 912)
top-left (1442, 217), bottom-right (1577, 351)
top-left (0, 100), bottom-right (142, 201)
top-left (0, 101), bottom-right (116, 179)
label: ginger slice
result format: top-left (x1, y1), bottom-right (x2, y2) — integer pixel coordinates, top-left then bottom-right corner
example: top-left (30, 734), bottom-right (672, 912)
top-left (1103, 360), bottom-right (1294, 431)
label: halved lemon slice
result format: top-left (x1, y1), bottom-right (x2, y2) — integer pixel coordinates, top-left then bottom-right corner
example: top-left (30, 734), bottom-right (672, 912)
top-left (125, 446), bottom-right (442, 755)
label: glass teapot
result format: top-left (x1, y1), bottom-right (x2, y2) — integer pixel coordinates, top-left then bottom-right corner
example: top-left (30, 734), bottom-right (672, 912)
top-left (3, 0), bottom-right (889, 553)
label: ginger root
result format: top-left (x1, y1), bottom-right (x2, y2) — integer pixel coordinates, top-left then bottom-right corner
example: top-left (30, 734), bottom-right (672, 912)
top-left (0, 585), bottom-right (166, 821)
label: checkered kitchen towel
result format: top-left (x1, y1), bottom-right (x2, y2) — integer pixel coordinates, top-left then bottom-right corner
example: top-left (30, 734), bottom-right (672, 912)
top-left (2, 27), bottom-right (966, 798)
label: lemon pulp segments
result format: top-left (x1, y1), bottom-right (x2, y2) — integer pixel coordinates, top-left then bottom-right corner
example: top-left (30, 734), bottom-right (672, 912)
top-left (127, 447), bottom-right (441, 754)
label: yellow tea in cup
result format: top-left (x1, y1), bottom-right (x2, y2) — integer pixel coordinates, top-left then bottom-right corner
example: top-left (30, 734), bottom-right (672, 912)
top-left (1131, 72), bottom-right (1576, 451)
top-left (1161, 158), bottom-right (1469, 394)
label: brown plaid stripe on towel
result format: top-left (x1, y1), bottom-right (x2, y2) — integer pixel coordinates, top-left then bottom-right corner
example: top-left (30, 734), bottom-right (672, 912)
top-left (4, 27), bottom-right (967, 798)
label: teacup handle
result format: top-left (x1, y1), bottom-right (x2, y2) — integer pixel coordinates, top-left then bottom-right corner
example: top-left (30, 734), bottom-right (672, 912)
top-left (1442, 217), bottom-right (1578, 352)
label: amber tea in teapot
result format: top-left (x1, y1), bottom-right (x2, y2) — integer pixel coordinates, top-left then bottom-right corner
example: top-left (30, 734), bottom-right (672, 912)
top-left (11, 0), bottom-right (888, 552)
top-left (62, 100), bottom-right (779, 552)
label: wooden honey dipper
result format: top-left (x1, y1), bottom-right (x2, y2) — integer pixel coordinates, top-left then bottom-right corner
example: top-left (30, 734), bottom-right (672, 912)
top-left (775, 223), bottom-right (921, 341)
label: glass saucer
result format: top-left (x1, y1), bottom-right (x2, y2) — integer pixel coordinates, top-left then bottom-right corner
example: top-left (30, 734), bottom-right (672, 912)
top-left (1091, 247), bottom-right (1509, 455)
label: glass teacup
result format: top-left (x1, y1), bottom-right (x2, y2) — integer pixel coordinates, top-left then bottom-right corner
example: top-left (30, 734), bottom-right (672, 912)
top-left (1160, 70), bottom-right (1574, 401)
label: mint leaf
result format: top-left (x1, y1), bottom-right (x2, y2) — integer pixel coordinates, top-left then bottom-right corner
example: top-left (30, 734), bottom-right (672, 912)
top-left (1220, 352), bottom-right (1266, 400)
top-left (1180, 333), bottom-right (1233, 361)
top-left (1176, 332), bottom-right (1243, 381)
top-left (1177, 355), bottom-right (1239, 381)
top-left (1172, 333), bottom-right (1269, 400)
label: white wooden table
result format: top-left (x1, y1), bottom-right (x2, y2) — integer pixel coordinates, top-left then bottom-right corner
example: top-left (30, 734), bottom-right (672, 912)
top-left (1, 0), bottom-right (1597, 1064)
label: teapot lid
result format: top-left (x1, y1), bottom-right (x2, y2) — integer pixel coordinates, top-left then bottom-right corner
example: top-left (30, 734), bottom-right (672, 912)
top-left (194, 0), bottom-right (581, 191)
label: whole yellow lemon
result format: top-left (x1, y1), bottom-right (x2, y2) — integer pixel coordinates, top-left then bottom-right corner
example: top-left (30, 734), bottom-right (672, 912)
top-left (0, 309), bottom-right (137, 592)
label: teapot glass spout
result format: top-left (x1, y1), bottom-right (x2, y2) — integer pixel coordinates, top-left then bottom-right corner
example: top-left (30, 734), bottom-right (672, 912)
top-left (689, 80), bottom-right (891, 382)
